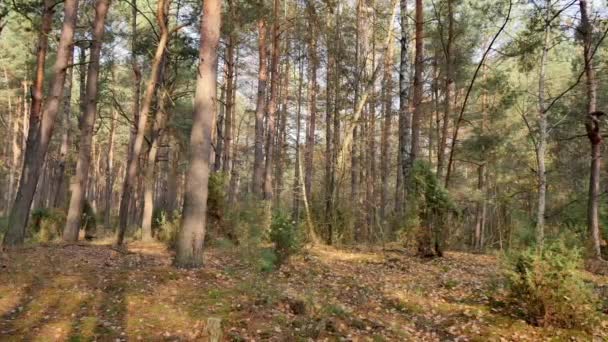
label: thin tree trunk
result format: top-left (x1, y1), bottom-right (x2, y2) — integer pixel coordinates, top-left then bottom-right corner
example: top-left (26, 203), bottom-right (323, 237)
top-left (396, 0), bottom-right (410, 217)
top-left (380, 25), bottom-right (394, 224)
top-left (437, 0), bottom-right (453, 179)
top-left (263, 0), bottom-right (281, 201)
top-left (223, 1), bottom-right (236, 175)
top-left (304, 1), bottom-right (316, 203)
top-left (410, 0), bottom-right (424, 168)
top-left (64, 0), bottom-right (110, 242)
top-left (3, 68), bottom-right (15, 208)
top-left (104, 109), bottom-right (117, 228)
top-left (117, 0), bottom-right (171, 245)
top-left (54, 46), bottom-right (74, 209)
top-left (214, 84), bottom-right (225, 172)
top-left (292, 50), bottom-right (304, 221)
top-left (252, 19), bottom-right (268, 197)
top-left (141, 83), bottom-right (170, 241)
top-left (324, 6), bottom-right (334, 243)
top-left (174, 0), bottom-right (221, 268)
top-left (580, 0), bottom-right (602, 259)
top-left (536, 0), bottom-right (550, 250)
top-left (3, 0), bottom-right (79, 246)
top-left (474, 66), bottom-right (488, 251)
top-left (141, 14), bottom-right (171, 242)
top-left (275, 37), bottom-right (289, 207)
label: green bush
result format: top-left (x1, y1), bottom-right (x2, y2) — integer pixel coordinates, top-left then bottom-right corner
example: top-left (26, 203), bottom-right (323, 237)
top-left (30, 208), bottom-right (66, 242)
top-left (82, 201), bottom-right (97, 239)
top-left (503, 239), bottom-right (598, 329)
top-left (156, 210), bottom-right (181, 249)
top-left (404, 161), bottom-right (456, 257)
top-left (268, 211), bottom-right (301, 264)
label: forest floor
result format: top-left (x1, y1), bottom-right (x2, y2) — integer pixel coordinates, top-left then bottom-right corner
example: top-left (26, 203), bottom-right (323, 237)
top-left (1, 239), bottom-right (608, 341)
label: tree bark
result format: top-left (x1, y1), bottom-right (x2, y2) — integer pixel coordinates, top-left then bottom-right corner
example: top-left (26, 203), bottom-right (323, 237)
top-left (536, 0), bottom-right (550, 250)
top-left (53, 46), bottom-right (75, 209)
top-left (252, 18), bottom-right (268, 197)
top-left (64, 0), bottom-right (110, 242)
top-left (174, 0), bottom-right (221, 268)
top-left (410, 0), bottom-right (424, 168)
top-left (396, 0), bottom-right (410, 217)
top-left (304, 0), bottom-right (317, 204)
top-left (141, 84), bottom-right (169, 241)
top-left (104, 109), bottom-right (117, 228)
top-left (3, 0), bottom-right (79, 246)
top-left (380, 22), bottom-right (394, 224)
top-left (141, 11), bottom-right (172, 242)
top-left (263, 0), bottom-right (281, 201)
top-left (222, 0), bottom-right (236, 176)
top-left (579, 0), bottom-right (602, 259)
top-left (117, 0), bottom-right (171, 245)
top-left (292, 51), bottom-right (304, 221)
top-left (437, 0), bottom-right (454, 180)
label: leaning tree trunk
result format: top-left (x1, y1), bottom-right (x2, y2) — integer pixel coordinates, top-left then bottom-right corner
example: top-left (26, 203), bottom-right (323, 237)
top-left (141, 86), bottom-right (169, 241)
top-left (64, 0), bottom-right (110, 242)
top-left (579, 0), bottom-right (603, 259)
top-left (174, 0), bottom-right (221, 268)
top-left (116, 0), bottom-right (171, 245)
top-left (3, 0), bottom-right (79, 247)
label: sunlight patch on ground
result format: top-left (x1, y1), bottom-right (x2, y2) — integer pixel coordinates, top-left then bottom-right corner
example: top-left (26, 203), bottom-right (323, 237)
top-left (309, 245), bottom-right (384, 263)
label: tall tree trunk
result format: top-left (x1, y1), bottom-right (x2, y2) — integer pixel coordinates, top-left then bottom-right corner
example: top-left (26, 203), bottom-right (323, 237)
top-left (214, 84), bottom-right (225, 172)
top-left (380, 24), bottom-right (394, 224)
top-left (141, 14), bottom-right (171, 242)
top-left (223, 0), bottom-right (236, 175)
top-left (174, 0), bottom-right (221, 268)
top-left (536, 0), bottom-right (550, 250)
top-left (3, 0), bottom-right (79, 246)
top-left (275, 37), bottom-right (289, 207)
top-left (304, 1), bottom-right (316, 203)
top-left (252, 18), bottom-right (268, 197)
top-left (141, 86), bottom-right (169, 241)
top-left (263, 0), bottom-right (281, 201)
top-left (64, 0), bottom-right (110, 242)
top-left (54, 46), bottom-right (75, 209)
top-left (324, 6), bottom-right (335, 244)
top-left (410, 0), bottom-right (423, 168)
top-left (228, 45), bottom-right (240, 205)
top-left (580, 0), bottom-right (602, 259)
top-left (396, 0), bottom-right (410, 217)
top-left (474, 66), bottom-right (488, 251)
top-left (3, 68), bottom-right (16, 209)
top-left (292, 51), bottom-right (304, 221)
top-left (117, 0), bottom-right (171, 245)
top-left (104, 109), bottom-right (117, 228)
top-left (437, 0), bottom-right (453, 180)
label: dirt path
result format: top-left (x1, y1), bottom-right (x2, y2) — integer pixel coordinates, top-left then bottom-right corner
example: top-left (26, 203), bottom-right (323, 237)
top-left (0, 242), bottom-right (606, 341)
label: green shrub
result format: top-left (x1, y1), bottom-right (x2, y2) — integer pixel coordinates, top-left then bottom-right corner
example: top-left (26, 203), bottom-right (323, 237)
top-left (268, 211), bottom-right (301, 264)
top-left (156, 210), bottom-right (181, 249)
top-left (502, 239), bottom-right (598, 329)
top-left (403, 161), bottom-right (456, 257)
top-left (30, 208), bottom-right (66, 242)
top-left (82, 201), bottom-right (97, 239)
